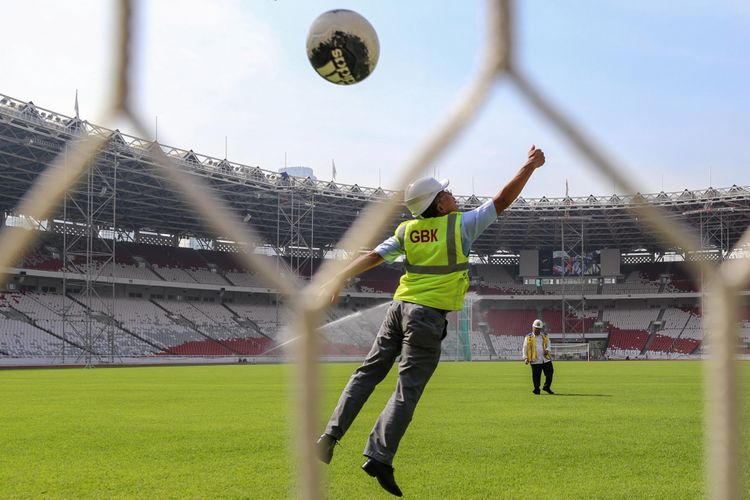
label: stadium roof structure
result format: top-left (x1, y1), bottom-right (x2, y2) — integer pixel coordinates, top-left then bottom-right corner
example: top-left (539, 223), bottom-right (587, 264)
top-left (1, 92), bottom-right (749, 258)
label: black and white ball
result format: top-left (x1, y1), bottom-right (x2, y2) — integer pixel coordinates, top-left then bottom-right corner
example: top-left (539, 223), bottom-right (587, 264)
top-left (306, 9), bottom-right (379, 85)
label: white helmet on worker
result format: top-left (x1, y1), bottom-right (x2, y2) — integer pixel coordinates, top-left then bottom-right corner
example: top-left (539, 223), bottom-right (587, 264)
top-left (404, 176), bottom-right (449, 218)
top-left (532, 319), bottom-right (544, 330)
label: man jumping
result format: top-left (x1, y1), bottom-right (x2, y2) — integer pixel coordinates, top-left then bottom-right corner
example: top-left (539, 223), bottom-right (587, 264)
top-left (317, 146), bottom-right (546, 496)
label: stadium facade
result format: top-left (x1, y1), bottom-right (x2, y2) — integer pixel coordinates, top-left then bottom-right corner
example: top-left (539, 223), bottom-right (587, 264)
top-left (1, 93), bottom-right (749, 366)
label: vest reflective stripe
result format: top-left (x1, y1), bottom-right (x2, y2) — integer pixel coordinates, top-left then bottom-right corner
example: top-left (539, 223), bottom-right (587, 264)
top-left (403, 262), bottom-right (469, 274)
top-left (446, 213), bottom-right (458, 266)
top-left (396, 224), bottom-right (406, 248)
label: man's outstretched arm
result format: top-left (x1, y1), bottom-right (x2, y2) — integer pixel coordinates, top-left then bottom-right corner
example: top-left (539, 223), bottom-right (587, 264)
top-left (338, 251), bottom-right (384, 282)
top-left (493, 145), bottom-right (546, 215)
top-left (324, 251), bottom-right (384, 304)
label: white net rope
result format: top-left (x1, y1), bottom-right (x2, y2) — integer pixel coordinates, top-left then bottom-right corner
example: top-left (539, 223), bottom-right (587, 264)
top-left (0, 1), bottom-right (746, 498)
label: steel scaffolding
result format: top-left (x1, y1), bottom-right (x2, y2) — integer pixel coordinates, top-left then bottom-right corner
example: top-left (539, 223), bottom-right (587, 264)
top-left (61, 144), bottom-right (118, 366)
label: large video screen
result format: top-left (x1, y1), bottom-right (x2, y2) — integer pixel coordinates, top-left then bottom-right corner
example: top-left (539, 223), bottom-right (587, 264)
top-left (539, 249), bottom-right (601, 276)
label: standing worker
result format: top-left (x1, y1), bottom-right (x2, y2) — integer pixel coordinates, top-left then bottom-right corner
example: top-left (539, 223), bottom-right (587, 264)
top-left (317, 146), bottom-right (546, 497)
top-left (522, 319), bottom-right (554, 394)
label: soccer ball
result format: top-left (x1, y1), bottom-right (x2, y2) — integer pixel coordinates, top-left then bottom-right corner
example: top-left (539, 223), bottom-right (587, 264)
top-left (306, 9), bottom-right (379, 85)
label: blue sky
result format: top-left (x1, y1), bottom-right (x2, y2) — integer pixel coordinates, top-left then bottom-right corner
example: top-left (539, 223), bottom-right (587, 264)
top-left (1, 0), bottom-right (748, 198)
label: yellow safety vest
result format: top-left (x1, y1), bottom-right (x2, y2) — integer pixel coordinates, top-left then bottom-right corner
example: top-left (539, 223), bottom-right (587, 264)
top-left (392, 212), bottom-right (469, 311)
top-left (526, 333), bottom-right (551, 362)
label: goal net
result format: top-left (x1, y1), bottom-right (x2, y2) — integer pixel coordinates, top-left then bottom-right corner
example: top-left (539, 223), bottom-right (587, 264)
top-left (550, 342), bottom-right (590, 361)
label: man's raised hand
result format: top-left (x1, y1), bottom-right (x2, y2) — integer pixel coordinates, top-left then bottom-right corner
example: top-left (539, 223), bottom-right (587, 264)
top-left (526, 145), bottom-right (545, 169)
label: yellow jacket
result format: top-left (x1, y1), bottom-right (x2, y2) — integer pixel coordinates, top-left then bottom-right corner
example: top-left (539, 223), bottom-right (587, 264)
top-left (525, 333), bottom-right (551, 362)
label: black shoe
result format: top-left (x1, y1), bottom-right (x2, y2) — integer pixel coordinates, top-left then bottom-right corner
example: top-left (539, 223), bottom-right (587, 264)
top-left (362, 457), bottom-right (403, 497)
top-left (316, 434), bottom-right (338, 464)
top-left (543, 388), bottom-right (555, 394)
top-left (533, 389), bottom-right (540, 395)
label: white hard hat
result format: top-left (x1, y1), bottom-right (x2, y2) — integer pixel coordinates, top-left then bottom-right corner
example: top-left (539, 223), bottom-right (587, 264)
top-left (532, 319), bottom-right (544, 329)
top-left (404, 177), bottom-right (449, 217)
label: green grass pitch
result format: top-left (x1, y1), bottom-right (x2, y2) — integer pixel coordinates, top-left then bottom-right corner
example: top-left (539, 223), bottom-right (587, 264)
top-left (1, 361), bottom-right (748, 498)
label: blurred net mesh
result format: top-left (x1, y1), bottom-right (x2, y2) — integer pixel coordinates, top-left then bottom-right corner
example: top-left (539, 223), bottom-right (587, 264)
top-left (0, 0), bottom-right (746, 498)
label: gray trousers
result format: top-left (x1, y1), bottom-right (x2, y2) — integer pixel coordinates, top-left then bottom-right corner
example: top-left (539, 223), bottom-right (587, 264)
top-left (324, 300), bottom-right (447, 465)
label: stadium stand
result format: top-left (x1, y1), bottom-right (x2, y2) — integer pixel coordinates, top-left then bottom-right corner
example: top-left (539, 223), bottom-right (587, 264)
top-left (224, 271), bottom-right (266, 287)
top-left (601, 269), bottom-right (660, 295)
top-left (5, 248), bottom-right (750, 362)
top-left (663, 264), bottom-right (700, 293)
top-left (152, 266), bottom-right (198, 283)
top-left (222, 302), bottom-right (286, 340)
top-left (487, 334), bottom-right (524, 359)
top-left (472, 264), bottom-right (538, 295)
top-left (2, 93), bottom-right (749, 365)
top-left (318, 303), bottom-right (387, 356)
top-left (602, 306), bottom-right (658, 358)
top-left (483, 308), bottom-right (538, 336)
top-left (644, 306), bottom-right (702, 355)
top-left (8, 236), bottom-right (750, 364)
